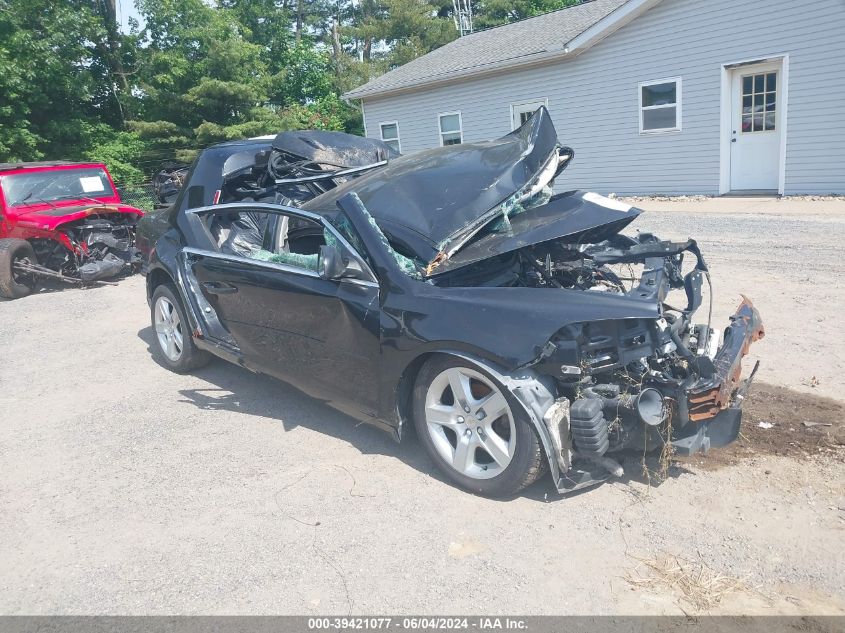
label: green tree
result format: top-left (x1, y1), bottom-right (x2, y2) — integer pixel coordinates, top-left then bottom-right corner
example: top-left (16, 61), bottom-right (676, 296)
top-left (325, 0), bottom-right (455, 98)
top-left (81, 123), bottom-right (148, 184)
top-left (0, 0), bottom-right (578, 179)
top-left (219, 0), bottom-right (295, 74)
top-left (472, 0), bottom-right (581, 29)
top-left (136, 0), bottom-right (268, 127)
top-left (0, 0), bottom-right (120, 161)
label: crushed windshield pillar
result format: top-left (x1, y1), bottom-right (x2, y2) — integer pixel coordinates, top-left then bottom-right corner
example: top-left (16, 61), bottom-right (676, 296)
top-left (336, 193), bottom-right (424, 279)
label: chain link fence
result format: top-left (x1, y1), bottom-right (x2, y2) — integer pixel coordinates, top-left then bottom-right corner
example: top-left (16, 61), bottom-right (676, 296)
top-left (115, 181), bottom-right (158, 213)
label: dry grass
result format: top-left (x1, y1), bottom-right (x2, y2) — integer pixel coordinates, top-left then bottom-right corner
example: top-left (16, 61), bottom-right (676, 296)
top-left (625, 553), bottom-right (751, 612)
top-left (641, 399), bottom-right (676, 486)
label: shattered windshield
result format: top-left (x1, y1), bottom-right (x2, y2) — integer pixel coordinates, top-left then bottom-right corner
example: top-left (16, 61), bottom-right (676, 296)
top-left (426, 147), bottom-right (564, 276)
top-left (1, 167), bottom-right (114, 207)
top-left (466, 148), bottom-right (561, 238)
top-left (485, 184), bottom-right (555, 235)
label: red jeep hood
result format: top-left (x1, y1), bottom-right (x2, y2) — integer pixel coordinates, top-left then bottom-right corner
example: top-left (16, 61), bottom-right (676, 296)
top-left (10, 203), bottom-right (144, 230)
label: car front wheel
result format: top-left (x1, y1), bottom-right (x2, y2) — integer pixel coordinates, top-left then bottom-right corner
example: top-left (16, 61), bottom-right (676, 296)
top-left (412, 355), bottom-right (546, 497)
top-left (0, 238), bottom-right (37, 299)
top-left (150, 284), bottom-right (211, 373)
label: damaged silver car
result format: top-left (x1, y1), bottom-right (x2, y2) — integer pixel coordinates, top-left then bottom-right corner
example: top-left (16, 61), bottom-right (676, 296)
top-left (139, 107), bottom-right (764, 497)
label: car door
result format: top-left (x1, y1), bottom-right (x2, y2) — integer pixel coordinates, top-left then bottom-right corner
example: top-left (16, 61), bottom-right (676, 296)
top-left (185, 203), bottom-right (381, 418)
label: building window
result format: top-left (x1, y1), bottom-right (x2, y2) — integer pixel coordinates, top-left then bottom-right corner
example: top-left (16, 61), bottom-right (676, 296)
top-left (511, 100), bottom-right (547, 130)
top-left (741, 72), bottom-right (777, 133)
top-left (639, 78), bottom-right (681, 133)
top-left (438, 112), bottom-right (463, 145)
top-left (379, 121), bottom-right (401, 152)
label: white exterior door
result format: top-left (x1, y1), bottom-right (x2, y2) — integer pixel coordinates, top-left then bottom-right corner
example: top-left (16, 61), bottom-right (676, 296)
top-left (730, 63), bottom-right (782, 191)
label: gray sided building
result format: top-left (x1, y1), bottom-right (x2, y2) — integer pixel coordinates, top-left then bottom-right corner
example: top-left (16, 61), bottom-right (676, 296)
top-left (344, 0), bottom-right (845, 196)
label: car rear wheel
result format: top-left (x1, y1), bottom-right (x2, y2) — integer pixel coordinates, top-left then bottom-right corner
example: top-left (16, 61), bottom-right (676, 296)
top-left (0, 238), bottom-right (37, 299)
top-left (150, 284), bottom-right (211, 373)
top-left (412, 355), bottom-right (546, 497)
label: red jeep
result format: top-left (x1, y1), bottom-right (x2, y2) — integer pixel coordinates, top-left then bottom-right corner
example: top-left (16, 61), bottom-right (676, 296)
top-left (0, 161), bottom-right (144, 299)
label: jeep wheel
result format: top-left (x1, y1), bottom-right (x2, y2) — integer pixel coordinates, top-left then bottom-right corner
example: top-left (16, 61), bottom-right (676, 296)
top-left (0, 238), bottom-right (37, 299)
top-left (412, 355), bottom-right (546, 498)
top-left (151, 284), bottom-right (211, 373)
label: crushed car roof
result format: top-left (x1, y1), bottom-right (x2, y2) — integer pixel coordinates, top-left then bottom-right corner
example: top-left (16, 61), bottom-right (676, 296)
top-left (271, 130), bottom-right (398, 166)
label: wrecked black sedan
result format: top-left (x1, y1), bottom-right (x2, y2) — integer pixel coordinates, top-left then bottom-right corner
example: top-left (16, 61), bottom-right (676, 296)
top-left (137, 109), bottom-right (764, 497)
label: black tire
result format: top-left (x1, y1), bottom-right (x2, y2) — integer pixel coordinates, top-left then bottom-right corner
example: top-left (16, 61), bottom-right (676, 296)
top-left (150, 283), bottom-right (211, 373)
top-left (0, 238), bottom-right (37, 299)
top-left (412, 355), bottom-right (546, 498)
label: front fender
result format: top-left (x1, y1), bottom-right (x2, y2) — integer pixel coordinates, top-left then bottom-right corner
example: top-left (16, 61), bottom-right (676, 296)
top-left (383, 284), bottom-right (659, 371)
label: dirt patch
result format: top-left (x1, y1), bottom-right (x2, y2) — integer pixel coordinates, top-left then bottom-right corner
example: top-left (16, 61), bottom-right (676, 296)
top-left (681, 382), bottom-right (845, 470)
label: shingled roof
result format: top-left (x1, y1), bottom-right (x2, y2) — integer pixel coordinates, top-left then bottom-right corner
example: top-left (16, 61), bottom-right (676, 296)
top-left (344, 0), bottom-right (630, 100)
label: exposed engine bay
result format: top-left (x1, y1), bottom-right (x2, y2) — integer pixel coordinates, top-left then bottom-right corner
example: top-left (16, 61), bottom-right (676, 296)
top-left (432, 210), bottom-right (765, 484)
top-left (535, 232), bottom-right (763, 471)
top-left (424, 189), bottom-right (765, 485)
top-left (301, 126), bottom-right (764, 487)
top-left (28, 212), bottom-right (142, 283)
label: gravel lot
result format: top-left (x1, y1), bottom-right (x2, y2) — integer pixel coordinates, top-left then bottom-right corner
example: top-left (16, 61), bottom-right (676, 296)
top-left (1, 206), bottom-right (843, 615)
top-left (629, 205), bottom-right (845, 402)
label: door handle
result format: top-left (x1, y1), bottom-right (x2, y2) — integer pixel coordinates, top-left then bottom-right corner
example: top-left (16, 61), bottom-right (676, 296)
top-left (731, 138), bottom-right (737, 143)
top-left (202, 281), bottom-right (238, 295)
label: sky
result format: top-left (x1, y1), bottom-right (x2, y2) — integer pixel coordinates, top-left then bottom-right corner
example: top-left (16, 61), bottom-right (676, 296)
top-left (116, 0), bottom-right (145, 33)
top-left (116, 0), bottom-right (219, 32)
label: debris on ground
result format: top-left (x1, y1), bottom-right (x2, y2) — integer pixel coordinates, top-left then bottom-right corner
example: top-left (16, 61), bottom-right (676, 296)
top-left (784, 195), bottom-right (845, 202)
top-left (617, 194), bottom-right (712, 203)
top-left (625, 553), bottom-right (751, 612)
top-left (615, 194), bottom-right (844, 204)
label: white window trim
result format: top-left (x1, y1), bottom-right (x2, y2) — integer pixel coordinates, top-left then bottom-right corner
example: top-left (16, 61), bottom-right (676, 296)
top-left (509, 98), bottom-right (549, 130)
top-left (638, 77), bottom-right (682, 134)
top-left (379, 120), bottom-right (401, 152)
top-left (437, 111), bottom-right (463, 146)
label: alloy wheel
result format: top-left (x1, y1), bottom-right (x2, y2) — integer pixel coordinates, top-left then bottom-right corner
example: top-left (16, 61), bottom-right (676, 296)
top-left (424, 366), bottom-right (516, 479)
top-left (154, 295), bottom-right (184, 362)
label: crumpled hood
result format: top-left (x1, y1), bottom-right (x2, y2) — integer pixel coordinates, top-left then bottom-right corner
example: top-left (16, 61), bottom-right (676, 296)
top-left (11, 204), bottom-right (143, 230)
top-left (430, 191), bottom-right (642, 276)
top-left (304, 107), bottom-right (562, 265)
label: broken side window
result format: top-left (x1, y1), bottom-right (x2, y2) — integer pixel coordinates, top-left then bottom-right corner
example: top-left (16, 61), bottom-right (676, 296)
top-left (252, 249), bottom-right (319, 271)
top-left (212, 208), bottom-right (326, 273)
